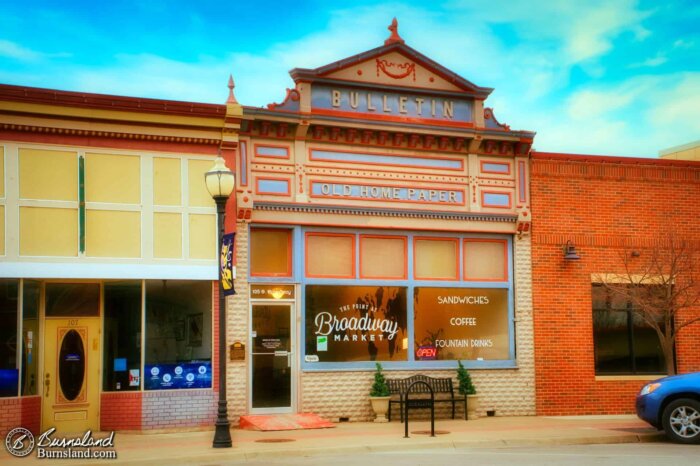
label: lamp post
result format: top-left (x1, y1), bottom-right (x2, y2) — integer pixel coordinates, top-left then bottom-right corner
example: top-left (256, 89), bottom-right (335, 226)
top-left (205, 154), bottom-right (235, 448)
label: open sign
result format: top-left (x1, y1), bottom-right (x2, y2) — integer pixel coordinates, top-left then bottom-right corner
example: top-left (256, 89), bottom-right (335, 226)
top-left (416, 345), bottom-right (437, 360)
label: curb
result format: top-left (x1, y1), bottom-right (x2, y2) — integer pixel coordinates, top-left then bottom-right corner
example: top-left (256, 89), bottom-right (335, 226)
top-left (72, 431), bottom-right (666, 466)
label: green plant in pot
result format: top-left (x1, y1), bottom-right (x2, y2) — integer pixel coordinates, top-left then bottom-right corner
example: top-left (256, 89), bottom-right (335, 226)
top-left (369, 363), bottom-right (391, 423)
top-left (457, 360), bottom-right (479, 419)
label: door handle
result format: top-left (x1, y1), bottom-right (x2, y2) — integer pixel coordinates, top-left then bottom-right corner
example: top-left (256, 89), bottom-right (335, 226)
top-left (287, 352), bottom-right (291, 368)
top-left (44, 373), bottom-right (50, 397)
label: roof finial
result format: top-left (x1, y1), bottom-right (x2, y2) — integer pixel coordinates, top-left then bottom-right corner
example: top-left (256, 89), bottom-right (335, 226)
top-left (227, 74), bottom-right (238, 104)
top-left (384, 17), bottom-right (405, 45)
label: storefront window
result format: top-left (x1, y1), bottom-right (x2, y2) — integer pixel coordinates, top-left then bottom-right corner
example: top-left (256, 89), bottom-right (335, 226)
top-left (250, 228), bottom-right (292, 276)
top-left (305, 285), bottom-right (407, 362)
top-left (103, 281), bottom-right (142, 391)
top-left (0, 279), bottom-right (19, 397)
top-left (414, 238), bottom-right (458, 280)
top-left (414, 287), bottom-right (509, 360)
top-left (21, 280), bottom-right (40, 395)
top-left (144, 280), bottom-right (212, 390)
top-left (300, 229), bottom-right (514, 368)
top-left (360, 235), bottom-right (406, 279)
top-left (592, 285), bottom-right (666, 374)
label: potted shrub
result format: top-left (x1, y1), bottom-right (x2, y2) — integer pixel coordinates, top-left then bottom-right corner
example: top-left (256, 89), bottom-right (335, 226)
top-left (369, 363), bottom-right (391, 423)
top-left (457, 360), bottom-right (479, 419)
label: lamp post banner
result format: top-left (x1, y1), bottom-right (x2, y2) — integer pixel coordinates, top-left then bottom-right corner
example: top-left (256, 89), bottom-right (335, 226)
top-left (221, 232), bottom-right (236, 296)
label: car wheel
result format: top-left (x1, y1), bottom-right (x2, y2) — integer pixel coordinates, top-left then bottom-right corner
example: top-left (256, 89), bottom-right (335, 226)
top-left (661, 398), bottom-right (700, 444)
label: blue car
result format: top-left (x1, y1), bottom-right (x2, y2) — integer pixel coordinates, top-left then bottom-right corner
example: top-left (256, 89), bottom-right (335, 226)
top-left (636, 371), bottom-right (700, 444)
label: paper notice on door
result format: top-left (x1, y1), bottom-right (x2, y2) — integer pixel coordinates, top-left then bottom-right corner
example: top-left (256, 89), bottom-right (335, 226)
top-left (317, 335), bottom-right (328, 352)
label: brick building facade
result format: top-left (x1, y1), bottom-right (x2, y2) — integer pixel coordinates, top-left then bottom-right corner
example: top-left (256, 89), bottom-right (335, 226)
top-left (531, 152), bottom-right (700, 415)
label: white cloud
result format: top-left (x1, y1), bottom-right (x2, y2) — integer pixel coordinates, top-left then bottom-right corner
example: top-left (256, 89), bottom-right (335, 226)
top-left (0, 40), bottom-right (42, 61)
top-left (629, 54), bottom-right (668, 68)
top-left (648, 74), bottom-right (700, 135)
top-left (0, 39), bottom-right (71, 62)
top-left (523, 73), bottom-right (700, 156)
top-left (566, 89), bottom-right (636, 121)
top-left (673, 39), bottom-right (695, 49)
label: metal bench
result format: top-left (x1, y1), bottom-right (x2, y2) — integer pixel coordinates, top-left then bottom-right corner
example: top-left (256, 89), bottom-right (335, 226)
top-left (386, 374), bottom-right (467, 421)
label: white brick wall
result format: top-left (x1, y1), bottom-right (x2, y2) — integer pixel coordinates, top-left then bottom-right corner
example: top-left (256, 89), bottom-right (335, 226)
top-left (141, 390), bottom-right (217, 429)
top-left (226, 224), bottom-right (249, 423)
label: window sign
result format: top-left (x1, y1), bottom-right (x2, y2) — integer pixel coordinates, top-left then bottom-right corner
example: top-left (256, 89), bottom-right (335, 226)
top-left (143, 361), bottom-right (211, 390)
top-left (414, 287), bottom-right (509, 360)
top-left (250, 284), bottom-right (295, 300)
top-left (305, 285), bottom-right (408, 362)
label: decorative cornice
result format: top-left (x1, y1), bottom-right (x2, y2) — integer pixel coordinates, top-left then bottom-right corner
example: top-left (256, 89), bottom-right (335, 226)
top-left (254, 201), bottom-right (518, 222)
top-left (290, 42), bottom-right (493, 98)
top-left (0, 123), bottom-right (220, 145)
top-left (532, 156), bottom-right (700, 183)
top-left (0, 83), bottom-right (225, 118)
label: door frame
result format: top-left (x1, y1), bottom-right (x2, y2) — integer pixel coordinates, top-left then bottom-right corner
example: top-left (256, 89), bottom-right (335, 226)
top-left (248, 298), bottom-right (296, 414)
top-left (40, 280), bottom-right (103, 432)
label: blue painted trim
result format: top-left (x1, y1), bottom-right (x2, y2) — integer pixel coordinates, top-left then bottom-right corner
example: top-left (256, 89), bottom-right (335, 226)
top-left (240, 141), bottom-right (248, 186)
top-left (483, 192), bottom-right (511, 207)
top-left (311, 149), bottom-right (462, 170)
top-left (247, 224), bottom-right (299, 283)
top-left (257, 178), bottom-right (290, 194)
top-left (482, 162), bottom-right (510, 173)
top-left (311, 84), bottom-right (474, 123)
top-left (256, 146), bottom-right (288, 157)
top-left (310, 182), bottom-right (464, 204)
top-left (293, 226), bottom-right (515, 371)
top-left (302, 360), bottom-right (518, 371)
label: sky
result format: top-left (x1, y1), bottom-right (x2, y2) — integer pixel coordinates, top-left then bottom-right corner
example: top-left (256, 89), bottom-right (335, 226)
top-left (0, 1), bottom-right (698, 157)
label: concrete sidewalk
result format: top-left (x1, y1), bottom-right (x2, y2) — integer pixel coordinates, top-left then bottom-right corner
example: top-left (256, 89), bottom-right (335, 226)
top-left (2, 415), bottom-right (664, 465)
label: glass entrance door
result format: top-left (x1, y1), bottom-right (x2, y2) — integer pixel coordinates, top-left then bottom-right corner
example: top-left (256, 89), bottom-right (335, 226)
top-left (251, 304), bottom-right (292, 412)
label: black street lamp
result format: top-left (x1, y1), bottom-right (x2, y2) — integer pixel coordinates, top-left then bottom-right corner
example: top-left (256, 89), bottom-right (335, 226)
top-left (205, 154), bottom-right (235, 448)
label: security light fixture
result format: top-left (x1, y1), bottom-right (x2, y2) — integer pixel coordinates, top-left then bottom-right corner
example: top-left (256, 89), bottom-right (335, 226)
top-left (563, 240), bottom-right (581, 261)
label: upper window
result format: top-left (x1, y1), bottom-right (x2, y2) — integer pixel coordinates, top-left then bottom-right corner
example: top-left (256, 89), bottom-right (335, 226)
top-left (360, 235), bottom-right (407, 279)
top-left (45, 283), bottom-right (100, 317)
top-left (305, 233), bottom-right (355, 278)
top-left (592, 284), bottom-right (667, 375)
top-left (463, 239), bottom-right (508, 281)
top-left (251, 228), bottom-right (292, 277)
top-left (414, 238), bottom-right (458, 280)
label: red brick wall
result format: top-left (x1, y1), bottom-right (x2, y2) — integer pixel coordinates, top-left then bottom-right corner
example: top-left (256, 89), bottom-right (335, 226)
top-left (0, 396), bottom-right (41, 438)
top-left (100, 392), bottom-right (142, 431)
top-left (531, 153), bottom-right (700, 415)
top-left (0, 398), bottom-right (21, 438)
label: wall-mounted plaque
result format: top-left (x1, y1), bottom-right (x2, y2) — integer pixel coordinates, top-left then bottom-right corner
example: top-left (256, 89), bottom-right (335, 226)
top-left (230, 341), bottom-right (245, 361)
